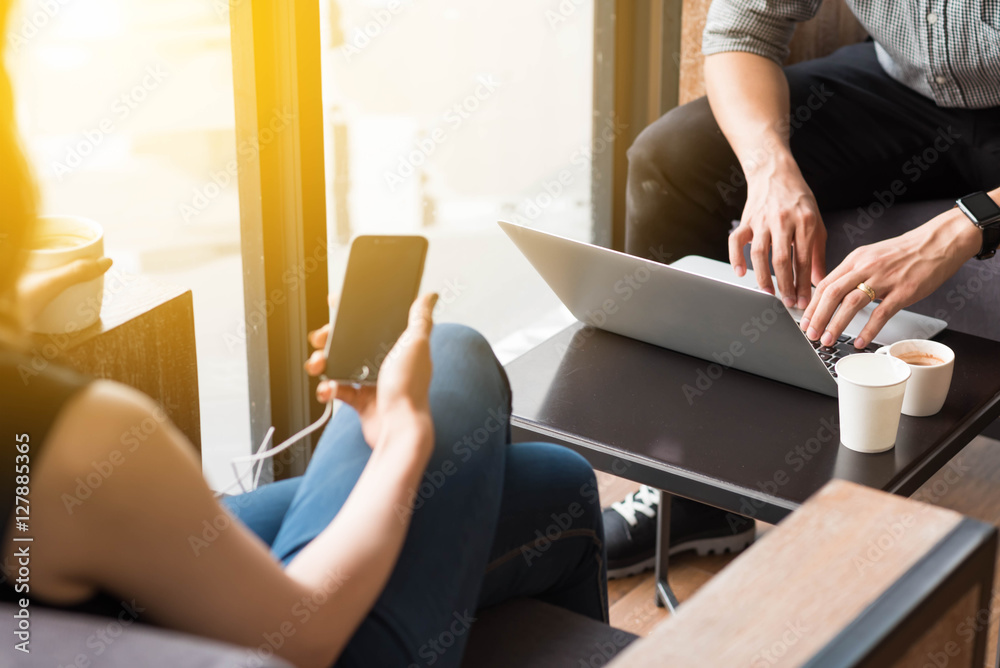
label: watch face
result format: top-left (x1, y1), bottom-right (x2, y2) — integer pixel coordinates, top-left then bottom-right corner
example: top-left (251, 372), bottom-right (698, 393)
top-left (960, 192), bottom-right (1000, 223)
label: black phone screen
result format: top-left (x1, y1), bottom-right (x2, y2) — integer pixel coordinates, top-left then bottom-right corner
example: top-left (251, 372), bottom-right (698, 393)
top-left (324, 235), bottom-right (428, 383)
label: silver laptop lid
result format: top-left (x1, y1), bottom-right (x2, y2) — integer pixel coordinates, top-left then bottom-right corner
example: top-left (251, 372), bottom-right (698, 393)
top-left (499, 220), bottom-right (839, 397)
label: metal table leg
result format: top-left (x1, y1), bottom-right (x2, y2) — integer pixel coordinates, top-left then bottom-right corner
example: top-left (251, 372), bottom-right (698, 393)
top-left (655, 491), bottom-right (681, 612)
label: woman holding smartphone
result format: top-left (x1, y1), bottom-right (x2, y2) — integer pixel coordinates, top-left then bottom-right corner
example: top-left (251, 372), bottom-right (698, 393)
top-left (0, 2), bottom-right (606, 666)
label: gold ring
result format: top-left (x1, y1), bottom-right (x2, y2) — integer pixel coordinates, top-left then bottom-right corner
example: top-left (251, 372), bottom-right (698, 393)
top-left (856, 282), bottom-right (876, 302)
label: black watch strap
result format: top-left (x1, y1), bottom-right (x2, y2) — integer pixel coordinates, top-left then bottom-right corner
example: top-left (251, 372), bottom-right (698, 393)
top-left (956, 192), bottom-right (1000, 260)
top-left (980, 221), bottom-right (1000, 261)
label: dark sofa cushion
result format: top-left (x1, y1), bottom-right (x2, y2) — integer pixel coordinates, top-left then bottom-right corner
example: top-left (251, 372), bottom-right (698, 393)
top-left (823, 200), bottom-right (1000, 342)
top-left (461, 599), bottom-right (637, 668)
top-left (0, 602), bottom-right (293, 668)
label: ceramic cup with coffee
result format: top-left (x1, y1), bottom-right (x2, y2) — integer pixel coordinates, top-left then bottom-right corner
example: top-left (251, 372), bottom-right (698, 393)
top-left (875, 339), bottom-right (954, 417)
top-left (24, 215), bottom-right (106, 334)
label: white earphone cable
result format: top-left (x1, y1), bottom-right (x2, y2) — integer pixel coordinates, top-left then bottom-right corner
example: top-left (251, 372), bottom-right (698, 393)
top-left (214, 398), bottom-right (335, 497)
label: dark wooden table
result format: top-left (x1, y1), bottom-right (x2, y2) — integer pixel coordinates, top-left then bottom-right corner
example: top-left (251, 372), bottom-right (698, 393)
top-left (506, 322), bottom-right (1000, 609)
top-left (27, 275), bottom-right (201, 453)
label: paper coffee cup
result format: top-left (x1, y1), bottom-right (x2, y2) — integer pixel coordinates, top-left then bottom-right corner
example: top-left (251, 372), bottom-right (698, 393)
top-left (24, 215), bottom-right (105, 334)
top-left (836, 353), bottom-right (910, 453)
top-left (875, 339), bottom-right (954, 417)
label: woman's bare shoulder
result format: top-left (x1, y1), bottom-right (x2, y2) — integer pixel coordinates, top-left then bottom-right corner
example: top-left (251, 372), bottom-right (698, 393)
top-left (39, 379), bottom-right (199, 479)
top-left (6, 380), bottom-right (202, 603)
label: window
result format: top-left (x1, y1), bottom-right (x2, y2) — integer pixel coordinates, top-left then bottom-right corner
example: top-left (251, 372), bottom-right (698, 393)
top-left (318, 0), bottom-right (595, 357)
top-left (9, 0), bottom-right (248, 489)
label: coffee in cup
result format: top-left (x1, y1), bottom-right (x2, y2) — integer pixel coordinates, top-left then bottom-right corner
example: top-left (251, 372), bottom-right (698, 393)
top-left (875, 339), bottom-right (954, 417)
top-left (896, 351), bottom-right (945, 367)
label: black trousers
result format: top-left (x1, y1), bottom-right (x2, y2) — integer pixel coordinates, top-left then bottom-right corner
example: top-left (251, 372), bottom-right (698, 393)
top-left (625, 41), bottom-right (1000, 263)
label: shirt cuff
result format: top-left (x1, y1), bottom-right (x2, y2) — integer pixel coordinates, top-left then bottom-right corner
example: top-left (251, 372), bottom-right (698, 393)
top-left (702, 34), bottom-right (790, 65)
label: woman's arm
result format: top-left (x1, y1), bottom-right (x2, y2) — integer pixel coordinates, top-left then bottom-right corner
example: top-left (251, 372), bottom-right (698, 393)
top-left (9, 294), bottom-right (438, 668)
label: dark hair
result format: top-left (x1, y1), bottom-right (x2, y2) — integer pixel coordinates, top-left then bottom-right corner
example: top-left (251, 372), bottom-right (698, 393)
top-left (0, 0), bottom-right (39, 339)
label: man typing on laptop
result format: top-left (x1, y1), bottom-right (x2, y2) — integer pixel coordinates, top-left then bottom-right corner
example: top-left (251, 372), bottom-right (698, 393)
top-left (603, 0), bottom-right (1000, 577)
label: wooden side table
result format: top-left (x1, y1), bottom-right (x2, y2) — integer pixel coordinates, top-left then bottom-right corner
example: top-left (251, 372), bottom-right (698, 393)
top-left (26, 274), bottom-right (201, 454)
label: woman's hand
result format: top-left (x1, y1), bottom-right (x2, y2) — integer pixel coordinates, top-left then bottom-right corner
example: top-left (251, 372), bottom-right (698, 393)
top-left (16, 257), bottom-right (112, 327)
top-left (304, 293), bottom-right (438, 450)
top-left (801, 208), bottom-right (981, 348)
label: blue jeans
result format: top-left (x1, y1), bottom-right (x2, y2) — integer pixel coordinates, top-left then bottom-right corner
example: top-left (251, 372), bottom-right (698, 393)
top-left (223, 324), bottom-right (607, 668)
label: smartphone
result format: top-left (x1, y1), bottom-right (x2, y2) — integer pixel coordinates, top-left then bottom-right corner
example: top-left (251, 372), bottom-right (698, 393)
top-left (324, 235), bottom-right (428, 384)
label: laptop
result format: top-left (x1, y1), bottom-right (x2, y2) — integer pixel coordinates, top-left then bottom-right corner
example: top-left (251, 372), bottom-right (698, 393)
top-left (498, 220), bottom-right (947, 397)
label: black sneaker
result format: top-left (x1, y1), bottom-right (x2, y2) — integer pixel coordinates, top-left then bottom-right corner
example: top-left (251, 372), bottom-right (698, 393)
top-left (602, 486), bottom-right (756, 579)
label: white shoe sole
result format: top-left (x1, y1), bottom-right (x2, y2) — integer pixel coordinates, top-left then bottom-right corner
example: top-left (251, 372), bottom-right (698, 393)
top-left (607, 528), bottom-right (756, 580)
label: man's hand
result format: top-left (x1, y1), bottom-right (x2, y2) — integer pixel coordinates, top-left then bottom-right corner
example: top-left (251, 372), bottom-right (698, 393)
top-left (304, 293), bottom-right (438, 450)
top-left (728, 154), bottom-right (827, 308)
top-left (17, 257), bottom-right (112, 327)
top-left (801, 208), bottom-right (981, 349)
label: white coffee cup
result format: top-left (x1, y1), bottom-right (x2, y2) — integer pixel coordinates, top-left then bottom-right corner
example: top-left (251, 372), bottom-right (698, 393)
top-left (835, 353), bottom-right (911, 453)
top-left (23, 215), bottom-right (105, 334)
top-left (875, 339), bottom-right (954, 417)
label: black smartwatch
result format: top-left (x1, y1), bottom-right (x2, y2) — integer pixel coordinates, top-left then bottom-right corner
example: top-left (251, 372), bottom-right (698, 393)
top-left (956, 191), bottom-right (1000, 260)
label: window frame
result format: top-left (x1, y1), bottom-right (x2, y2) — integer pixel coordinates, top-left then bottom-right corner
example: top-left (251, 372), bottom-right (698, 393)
top-left (229, 0), bottom-right (330, 478)
top-left (229, 0), bottom-right (682, 468)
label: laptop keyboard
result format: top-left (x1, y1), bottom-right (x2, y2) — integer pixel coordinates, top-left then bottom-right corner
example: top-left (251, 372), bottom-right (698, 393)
top-left (810, 335), bottom-right (878, 377)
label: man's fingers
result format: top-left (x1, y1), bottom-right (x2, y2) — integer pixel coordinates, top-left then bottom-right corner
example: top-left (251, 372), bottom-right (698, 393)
top-left (407, 292), bottom-right (439, 338)
top-left (728, 224), bottom-right (752, 277)
top-left (855, 300), bottom-right (899, 349)
top-left (805, 275), bottom-right (858, 342)
top-left (749, 229), bottom-right (774, 294)
top-left (819, 288), bottom-right (870, 347)
top-left (811, 223), bottom-right (827, 286)
top-left (793, 239), bottom-right (813, 310)
top-left (771, 232), bottom-right (795, 307)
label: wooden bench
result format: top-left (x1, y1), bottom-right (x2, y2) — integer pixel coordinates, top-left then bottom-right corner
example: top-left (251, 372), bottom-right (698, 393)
top-left (609, 480), bottom-right (997, 667)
